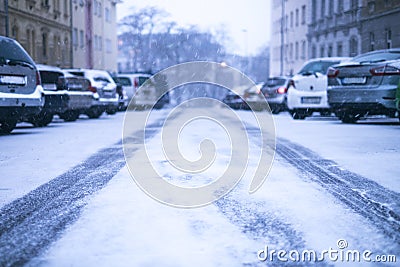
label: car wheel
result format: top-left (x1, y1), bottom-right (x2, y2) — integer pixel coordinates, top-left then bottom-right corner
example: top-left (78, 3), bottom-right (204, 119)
top-left (106, 107), bottom-right (118, 115)
top-left (59, 110), bottom-right (80, 122)
top-left (30, 113), bottom-right (54, 127)
top-left (271, 107), bottom-right (281, 114)
top-left (341, 113), bottom-right (359, 123)
top-left (320, 111), bottom-right (331, 116)
top-left (290, 110), bottom-right (306, 120)
top-left (86, 108), bottom-right (103, 119)
top-left (0, 119), bottom-right (18, 134)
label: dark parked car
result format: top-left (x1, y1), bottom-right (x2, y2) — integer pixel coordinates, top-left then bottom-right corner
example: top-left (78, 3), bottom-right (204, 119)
top-left (27, 64), bottom-right (94, 126)
top-left (261, 77), bottom-right (290, 114)
top-left (0, 36), bottom-right (44, 133)
top-left (327, 49), bottom-right (400, 123)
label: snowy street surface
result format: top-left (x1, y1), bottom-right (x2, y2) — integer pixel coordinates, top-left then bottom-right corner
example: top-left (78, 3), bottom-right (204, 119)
top-left (0, 108), bottom-right (399, 266)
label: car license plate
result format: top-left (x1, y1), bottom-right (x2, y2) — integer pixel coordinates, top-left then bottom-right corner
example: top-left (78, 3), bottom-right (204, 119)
top-left (0, 75), bottom-right (26, 85)
top-left (301, 97), bottom-right (321, 104)
top-left (43, 83), bottom-right (57, 90)
top-left (342, 77), bottom-right (366, 85)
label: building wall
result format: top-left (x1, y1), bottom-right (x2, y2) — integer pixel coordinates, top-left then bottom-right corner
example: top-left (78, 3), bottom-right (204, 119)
top-left (270, 0), bottom-right (309, 77)
top-left (71, 0), bottom-right (118, 72)
top-left (6, 0), bottom-right (72, 67)
top-left (307, 0), bottom-right (362, 60)
top-left (360, 0), bottom-right (400, 52)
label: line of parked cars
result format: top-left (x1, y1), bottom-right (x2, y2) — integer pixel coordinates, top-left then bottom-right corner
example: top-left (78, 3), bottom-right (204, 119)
top-left (223, 48), bottom-right (400, 123)
top-left (0, 36), bottom-right (170, 134)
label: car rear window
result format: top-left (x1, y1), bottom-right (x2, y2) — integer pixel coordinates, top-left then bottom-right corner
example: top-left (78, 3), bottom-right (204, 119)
top-left (0, 37), bottom-right (35, 65)
top-left (117, 77), bottom-right (132, 86)
top-left (266, 78), bottom-right (286, 87)
top-left (40, 71), bottom-right (63, 84)
top-left (138, 76), bottom-right (149, 86)
top-left (298, 61), bottom-right (340, 75)
top-left (352, 51), bottom-right (400, 63)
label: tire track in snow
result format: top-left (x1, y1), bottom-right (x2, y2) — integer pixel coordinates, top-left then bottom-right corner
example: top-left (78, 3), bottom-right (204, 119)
top-left (276, 137), bottom-right (400, 244)
top-left (0, 118), bottom-right (164, 267)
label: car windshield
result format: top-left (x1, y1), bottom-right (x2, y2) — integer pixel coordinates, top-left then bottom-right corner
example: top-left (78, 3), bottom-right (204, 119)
top-left (298, 61), bottom-right (340, 75)
top-left (0, 38), bottom-right (35, 65)
top-left (352, 51), bottom-right (400, 63)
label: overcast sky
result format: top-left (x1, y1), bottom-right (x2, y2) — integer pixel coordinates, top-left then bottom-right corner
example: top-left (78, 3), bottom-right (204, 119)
top-left (116, 0), bottom-right (272, 56)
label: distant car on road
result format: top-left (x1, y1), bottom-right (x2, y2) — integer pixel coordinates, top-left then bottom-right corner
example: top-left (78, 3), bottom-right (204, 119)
top-left (328, 49), bottom-right (400, 123)
top-left (261, 77), bottom-right (291, 114)
top-left (65, 69), bottom-right (119, 118)
top-left (286, 57), bottom-right (351, 120)
top-left (116, 73), bottom-right (170, 109)
top-left (0, 36), bottom-right (44, 133)
top-left (222, 83), bottom-right (266, 111)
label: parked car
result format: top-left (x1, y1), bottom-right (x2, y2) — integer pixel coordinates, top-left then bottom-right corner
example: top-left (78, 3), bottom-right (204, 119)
top-left (327, 49), bottom-right (400, 123)
top-left (116, 73), bottom-right (151, 104)
top-left (26, 64), bottom-right (94, 126)
top-left (116, 73), bottom-right (170, 109)
top-left (64, 69), bottom-right (119, 118)
top-left (0, 36), bottom-right (44, 133)
top-left (110, 74), bottom-right (128, 111)
top-left (222, 83), bottom-right (266, 111)
top-left (286, 57), bottom-right (351, 120)
top-left (261, 76), bottom-right (291, 114)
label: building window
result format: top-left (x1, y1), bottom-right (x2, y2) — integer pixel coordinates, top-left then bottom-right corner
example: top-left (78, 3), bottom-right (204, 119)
top-left (369, 32), bottom-right (375, 51)
top-left (368, 1), bottom-right (375, 14)
top-left (42, 33), bottom-right (48, 57)
top-left (93, 1), bottom-right (97, 16)
top-left (312, 0), bottom-right (317, 23)
top-left (98, 2), bottom-right (102, 17)
top-left (301, 40), bottom-right (306, 59)
top-left (79, 30), bottom-right (84, 48)
top-left (295, 9), bottom-right (299, 27)
top-left (338, 0), bottom-right (344, 12)
top-left (384, 0), bottom-right (392, 7)
top-left (329, 0), bottom-right (334, 15)
top-left (320, 45), bottom-right (325, 57)
top-left (290, 11), bottom-right (293, 28)
top-left (337, 42), bottom-right (343, 56)
top-left (321, 0), bottom-right (325, 19)
top-left (106, 39), bottom-right (112, 53)
top-left (72, 28), bottom-right (78, 48)
top-left (285, 15), bottom-right (288, 30)
top-left (99, 36), bottom-right (102, 51)
top-left (105, 7), bottom-right (111, 22)
top-left (301, 5), bottom-right (306, 24)
top-left (349, 37), bottom-right (358, 57)
top-left (295, 42), bottom-right (299, 60)
top-left (328, 44), bottom-right (333, 57)
top-left (290, 43), bottom-right (293, 61)
top-left (312, 45), bottom-right (317, 58)
top-left (386, 29), bottom-right (392, 49)
top-left (351, 0), bottom-right (358, 9)
top-left (64, 0), bottom-right (68, 16)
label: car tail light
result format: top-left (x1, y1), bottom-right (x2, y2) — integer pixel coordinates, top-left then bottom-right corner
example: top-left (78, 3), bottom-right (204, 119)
top-left (35, 70), bottom-right (41, 86)
top-left (327, 67), bottom-right (339, 78)
top-left (288, 79), bottom-right (295, 89)
top-left (370, 65), bottom-right (400, 76)
top-left (277, 86), bottom-right (287, 94)
top-left (88, 81), bottom-right (97, 93)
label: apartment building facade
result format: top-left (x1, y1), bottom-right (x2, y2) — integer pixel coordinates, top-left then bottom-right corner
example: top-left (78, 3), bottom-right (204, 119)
top-left (1, 0), bottom-right (72, 68)
top-left (71, 0), bottom-right (119, 71)
top-left (1, 0), bottom-right (119, 71)
top-left (270, 0), bottom-right (309, 77)
top-left (360, 0), bottom-right (400, 52)
top-left (270, 0), bottom-right (400, 78)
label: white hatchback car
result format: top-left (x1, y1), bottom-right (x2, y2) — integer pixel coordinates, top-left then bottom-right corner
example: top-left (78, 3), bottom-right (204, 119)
top-left (286, 57), bottom-right (350, 119)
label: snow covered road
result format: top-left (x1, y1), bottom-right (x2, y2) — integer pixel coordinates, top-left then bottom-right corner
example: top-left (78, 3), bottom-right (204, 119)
top-left (0, 108), bottom-right (399, 266)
